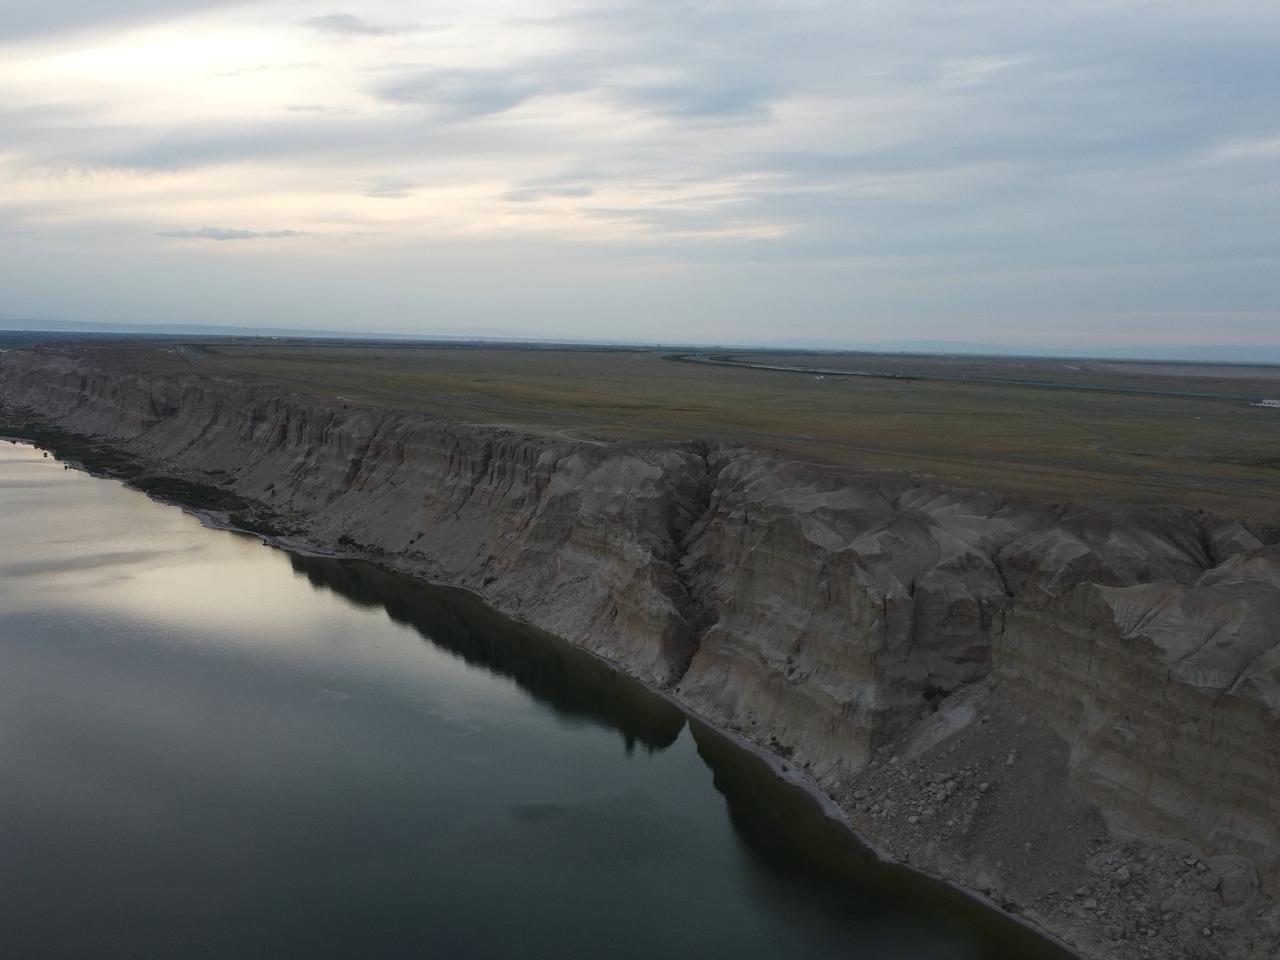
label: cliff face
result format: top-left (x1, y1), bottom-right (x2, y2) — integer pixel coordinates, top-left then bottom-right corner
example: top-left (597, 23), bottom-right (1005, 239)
top-left (0, 353), bottom-right (706, 685)
top-left (998, 548), bottom-right (1280, 895)
top-left (4, 349), bottom-right (1279, 958)
top-left (675, 457), bottom-right (1040, 783)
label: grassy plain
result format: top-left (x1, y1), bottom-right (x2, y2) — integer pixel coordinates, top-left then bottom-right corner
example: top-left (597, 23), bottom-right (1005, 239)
top-left (688, 351), bottom-right (1280, 399)
top-left (185, 342), bottom-right (1280, 520)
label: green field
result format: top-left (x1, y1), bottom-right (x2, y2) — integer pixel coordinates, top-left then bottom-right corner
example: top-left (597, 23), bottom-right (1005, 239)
top-left (180, 342), bottom-right (1280, 520)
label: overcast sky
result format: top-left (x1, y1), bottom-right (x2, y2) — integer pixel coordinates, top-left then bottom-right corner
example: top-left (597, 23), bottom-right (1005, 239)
top-left (1, 0), bottom-right (1278, 349)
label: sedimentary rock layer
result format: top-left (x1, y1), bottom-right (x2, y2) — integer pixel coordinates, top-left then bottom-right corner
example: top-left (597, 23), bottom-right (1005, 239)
top-left (3, 348), bottom-right (1278, 959)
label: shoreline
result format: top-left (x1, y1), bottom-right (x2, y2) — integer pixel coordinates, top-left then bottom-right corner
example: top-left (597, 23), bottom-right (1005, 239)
top-left (5, 356), bottom-right (1276, 960)
top-left (5, 431), bottom-right (1082, 958)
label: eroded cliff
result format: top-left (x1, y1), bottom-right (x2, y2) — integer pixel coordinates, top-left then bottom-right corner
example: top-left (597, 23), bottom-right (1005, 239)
top-left (3, 347), bottom-right (1278, 960)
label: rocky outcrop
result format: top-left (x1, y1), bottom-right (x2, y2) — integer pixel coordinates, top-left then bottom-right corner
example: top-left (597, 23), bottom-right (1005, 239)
top-left (3, 346), bottom-right (1279, 959)
top-left (675, 458), bottom-right (1043, 785)
top-left (997, 544), bottom-right (1280, 896)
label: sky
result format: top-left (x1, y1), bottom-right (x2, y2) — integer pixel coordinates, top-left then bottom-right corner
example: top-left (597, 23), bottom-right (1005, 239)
top-left (0, 0), bottom-right (1278, 351)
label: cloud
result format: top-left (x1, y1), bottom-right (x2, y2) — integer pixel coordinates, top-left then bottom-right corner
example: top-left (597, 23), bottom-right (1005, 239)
top-left (1202, 136), bottom-right (1280, 164)
top-left (502, 184), bottom-right (594, 203)
top-left (301, 13), bottom-right (419, 37)
top-left (363, 175), bottom-right (413, 199)
top-left (156, 227), bottom-right (303, 241)
top-left (0, 0), bottom-right (242, 42)
top-left (375, 68), bottom-right (547, 118)
top-left (615, 77), bottom-right (775, 122)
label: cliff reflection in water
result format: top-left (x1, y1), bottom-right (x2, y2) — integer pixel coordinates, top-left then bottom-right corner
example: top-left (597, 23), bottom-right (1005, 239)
top-left (288, 553), bottom-right (1072, 960)
top-left (690, 723), bottom-right (1077, 960)
top-left (288, 555), bottom-right (685, 754)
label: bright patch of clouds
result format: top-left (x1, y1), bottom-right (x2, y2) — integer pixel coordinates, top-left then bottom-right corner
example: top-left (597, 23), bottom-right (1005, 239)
top-left (157, 227), bottom-right (304, 240)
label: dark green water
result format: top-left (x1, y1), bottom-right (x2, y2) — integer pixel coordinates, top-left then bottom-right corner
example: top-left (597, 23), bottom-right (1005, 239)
top-left (0, 442), bottom-right (1070, 958)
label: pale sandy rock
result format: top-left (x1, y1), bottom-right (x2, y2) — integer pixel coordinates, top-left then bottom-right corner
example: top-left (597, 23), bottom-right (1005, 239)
top-left (997, 551), bottom-right (1280, 897)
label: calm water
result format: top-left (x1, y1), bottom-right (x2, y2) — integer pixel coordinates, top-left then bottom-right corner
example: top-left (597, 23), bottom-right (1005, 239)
top-left (0, 441), bottom-right (1066, 959)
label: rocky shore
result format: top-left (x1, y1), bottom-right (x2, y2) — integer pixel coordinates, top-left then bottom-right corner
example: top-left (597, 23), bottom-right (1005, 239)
top-left (2, 346), bottom-right (1278, 959)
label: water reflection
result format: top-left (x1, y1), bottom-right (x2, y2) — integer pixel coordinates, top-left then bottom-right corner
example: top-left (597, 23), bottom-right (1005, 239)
top-left (690, 723), bottom-right (1075, 959)
top-left (288, 556), bottom-right (686, 754)
top-left (287, 553), bottom-right (1073, 960)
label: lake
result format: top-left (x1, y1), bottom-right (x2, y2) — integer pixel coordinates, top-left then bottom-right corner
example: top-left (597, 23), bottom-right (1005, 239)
top-left (0, 440), bottom-right (1067, 958)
